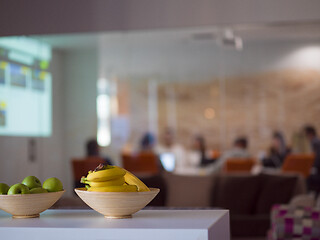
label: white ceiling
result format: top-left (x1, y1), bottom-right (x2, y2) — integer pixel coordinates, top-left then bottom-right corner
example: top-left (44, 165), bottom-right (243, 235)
top-left (33, 23), bottom-right (320, 82)
top-left (35, 22), bottom-right (320, 51)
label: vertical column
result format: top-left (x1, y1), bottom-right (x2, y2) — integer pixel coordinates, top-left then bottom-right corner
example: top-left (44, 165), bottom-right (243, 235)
top-left (148, 79), bottom-right (158, 137)
top-left (96, 77), bottom-right (111, 147)
top-left (165, 85), bottom-right (176, 130)
top-left (218, 48), bottom-right (227, 150)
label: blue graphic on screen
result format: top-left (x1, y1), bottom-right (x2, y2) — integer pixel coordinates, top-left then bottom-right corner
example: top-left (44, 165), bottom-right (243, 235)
top-left (10, 63), bottom-right (27, 88)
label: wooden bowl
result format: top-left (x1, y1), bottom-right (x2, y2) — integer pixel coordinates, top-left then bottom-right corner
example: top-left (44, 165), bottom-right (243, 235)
top-left (75, 188), bottom-right (160, 218)
top-left (0, 190), bottom-right (65, 218)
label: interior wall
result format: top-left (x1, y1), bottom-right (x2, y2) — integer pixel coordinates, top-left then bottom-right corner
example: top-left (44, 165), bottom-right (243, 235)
top-left (62, 49), bottom-right (98, 193)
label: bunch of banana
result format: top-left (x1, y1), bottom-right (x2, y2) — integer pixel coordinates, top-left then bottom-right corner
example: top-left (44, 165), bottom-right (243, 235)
top-left (81, 164), bottom-right (150, 192)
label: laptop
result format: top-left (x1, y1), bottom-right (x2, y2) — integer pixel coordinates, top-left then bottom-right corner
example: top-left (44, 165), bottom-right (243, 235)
top-left (159, 152), bottom-right (176, 172)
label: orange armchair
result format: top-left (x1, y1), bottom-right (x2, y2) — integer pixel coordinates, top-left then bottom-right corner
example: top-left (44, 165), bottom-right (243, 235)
top-left (223, 158), bottom-right (257, 173)
top-left (281, 154), bottom-right (315, 177)
top-left (122, 152), bottom-right (159, 175)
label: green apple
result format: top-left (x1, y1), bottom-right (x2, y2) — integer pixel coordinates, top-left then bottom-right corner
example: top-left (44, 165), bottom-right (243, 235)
top-left (30, 187), bottom-right (48, 194)
top-left (22, 176), bottom-right (42, 190)
top-left (8, 183), bottom-right (30, 195)
top-left (0, 183), bottom-right (10, 194)
top-left (42, 177), bottom-right (63, 192)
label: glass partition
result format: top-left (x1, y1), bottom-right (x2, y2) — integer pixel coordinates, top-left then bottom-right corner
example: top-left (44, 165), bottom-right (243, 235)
top-left (1, 23), bottom-right (320, 191)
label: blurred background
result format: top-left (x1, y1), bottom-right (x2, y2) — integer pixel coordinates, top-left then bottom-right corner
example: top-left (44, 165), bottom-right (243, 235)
top-left (2, 1), bottom-right (320, 239)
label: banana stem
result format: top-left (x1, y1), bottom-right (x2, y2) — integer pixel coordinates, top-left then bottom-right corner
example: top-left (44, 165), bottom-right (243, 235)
top-left (80, 177), bottom-right (88, 184)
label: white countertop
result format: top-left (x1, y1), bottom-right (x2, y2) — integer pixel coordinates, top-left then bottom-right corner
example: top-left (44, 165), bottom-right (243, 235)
top-left (0, 209), bottom-right (230, 240)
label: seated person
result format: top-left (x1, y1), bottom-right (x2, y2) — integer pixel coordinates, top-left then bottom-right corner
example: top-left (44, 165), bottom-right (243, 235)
top-left (86, 138), bottom-right (113, 165)
top-left (210, 137), bottom-right (250, 173)
top-left (304, 125), bottom-right (320, 195)
top-left (73, 139), bottom-right (113, 189)
top-left (156, 128), bottom-right (186, 173)
top-left (138, 132), bottom-right (161, 170)
top-left (262, 131), bottom-right (290, 168)
top-left (139, 132), bottom-right (156, 153)
top-left (187, 135), bottom-right (215, 168)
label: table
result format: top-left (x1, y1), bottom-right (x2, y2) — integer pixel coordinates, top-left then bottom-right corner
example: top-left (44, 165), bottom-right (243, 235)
top-left (0, 209), bottom-right (230, 240)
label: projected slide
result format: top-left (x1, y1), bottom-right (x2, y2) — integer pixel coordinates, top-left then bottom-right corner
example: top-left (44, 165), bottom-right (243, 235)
top-left (0, 37), bottom-right (52, 137)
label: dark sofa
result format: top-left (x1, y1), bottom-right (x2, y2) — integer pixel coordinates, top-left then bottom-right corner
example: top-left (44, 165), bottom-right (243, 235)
top-left (163, 172), bottom-right (306, 238)
top-left (212, 173), bottom-right (305, 237)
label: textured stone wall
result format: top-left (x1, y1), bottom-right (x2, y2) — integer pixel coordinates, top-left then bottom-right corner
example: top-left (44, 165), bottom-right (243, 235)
top-left (119, 69), bottom-right (320, 156)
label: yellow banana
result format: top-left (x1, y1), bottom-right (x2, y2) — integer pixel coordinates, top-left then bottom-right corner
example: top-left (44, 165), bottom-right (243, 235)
top-left (115, 166), bottom-right (150, 192)
top-left (82, 164), bottom-right (150, 192)
top-left (82, 177), bottom-right (125, 187)
top-left (88, 185), bottom-right (138, 192)
top-left (87, 166), bottom-right (126, 182)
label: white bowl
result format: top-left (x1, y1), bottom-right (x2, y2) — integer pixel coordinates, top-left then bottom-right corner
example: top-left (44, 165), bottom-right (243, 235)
top-left (75, 188), bottom-right (160, 218)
